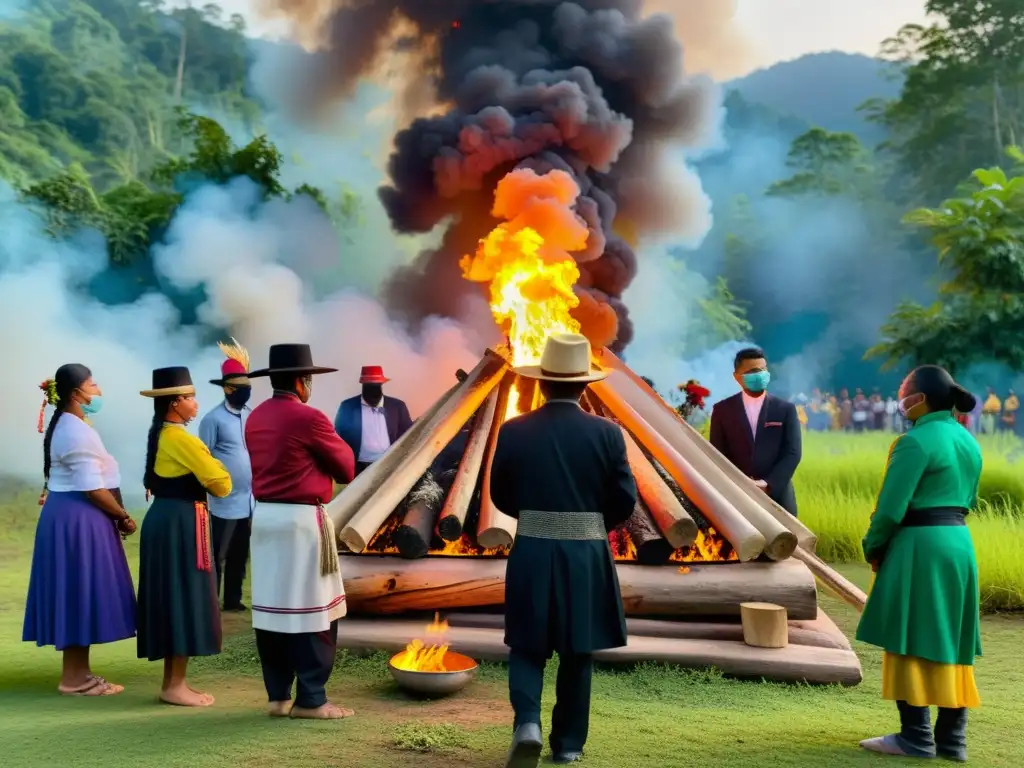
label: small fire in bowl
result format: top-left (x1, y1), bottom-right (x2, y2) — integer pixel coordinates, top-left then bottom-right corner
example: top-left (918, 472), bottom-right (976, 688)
top-left (388, 613), bottom-right (478, 697)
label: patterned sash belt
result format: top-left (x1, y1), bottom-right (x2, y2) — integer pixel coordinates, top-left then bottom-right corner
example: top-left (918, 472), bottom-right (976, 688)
top-left (194, 502), bottom-right (212, 572)
top-left (517, 510), bottom-right (606, 541)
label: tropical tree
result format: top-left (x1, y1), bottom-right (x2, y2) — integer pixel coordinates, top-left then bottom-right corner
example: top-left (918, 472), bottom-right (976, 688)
top-left (868, 146), bottom-right (1024, 374)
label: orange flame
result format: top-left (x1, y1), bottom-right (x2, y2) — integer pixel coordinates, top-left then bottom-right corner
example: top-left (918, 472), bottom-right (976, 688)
top-left (391, 612), bottom-right (451, 672)
top-left (460, 168), bottom-right (590, 368)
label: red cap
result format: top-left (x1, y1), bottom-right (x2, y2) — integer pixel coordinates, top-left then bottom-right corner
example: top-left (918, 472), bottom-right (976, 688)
top-left (359, 365), bottom-right (389, 384)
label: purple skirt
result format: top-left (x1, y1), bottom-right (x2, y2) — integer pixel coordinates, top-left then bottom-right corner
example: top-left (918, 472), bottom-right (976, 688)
top-left (23, 491), bottom-right (137, 650)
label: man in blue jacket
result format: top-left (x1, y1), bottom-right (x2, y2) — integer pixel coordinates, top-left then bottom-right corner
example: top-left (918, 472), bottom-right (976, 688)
top-left (333, 366), bottom-right (413, 475)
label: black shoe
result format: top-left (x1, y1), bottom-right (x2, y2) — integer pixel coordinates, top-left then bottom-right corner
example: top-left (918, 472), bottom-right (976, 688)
top-left (552, 752), bottom-right (583, 763)
top-left (223, 603), bottom-right (247, 612)
top-left (505, 724), bottom-right (543, 768)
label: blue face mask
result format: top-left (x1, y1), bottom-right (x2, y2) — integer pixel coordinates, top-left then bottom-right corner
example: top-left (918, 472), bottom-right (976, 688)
top-left (81, 394), bottom-right (103, 415)
top-left (741, 371), bottom-right (771, 393)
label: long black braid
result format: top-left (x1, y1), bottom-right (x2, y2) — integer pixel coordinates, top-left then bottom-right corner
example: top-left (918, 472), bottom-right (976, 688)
top-left (143, 395), bottom-right (175, 491)
top-left (42, 364), bottom-right (92, 485)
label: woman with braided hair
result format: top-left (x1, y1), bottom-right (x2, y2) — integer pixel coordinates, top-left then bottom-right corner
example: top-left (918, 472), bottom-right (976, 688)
top-left (23, 364), bottom-right (137, 696)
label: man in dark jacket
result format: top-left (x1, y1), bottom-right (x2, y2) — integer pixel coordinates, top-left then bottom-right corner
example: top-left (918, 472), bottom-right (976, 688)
top-left (333, 365), bottom-right (413, 475)
top-left (709, 346), bottom-right (802, 516)
top-left (491, 333), bottom-right (637, 767)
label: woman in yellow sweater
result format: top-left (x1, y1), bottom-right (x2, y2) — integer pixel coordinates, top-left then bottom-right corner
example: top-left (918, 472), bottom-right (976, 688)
top-left (137, 367), bottom-right (231, 708)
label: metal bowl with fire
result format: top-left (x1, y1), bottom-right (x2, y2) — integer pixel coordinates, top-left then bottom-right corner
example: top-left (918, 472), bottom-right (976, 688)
top-left (388, 613), bottom-right (478, 697)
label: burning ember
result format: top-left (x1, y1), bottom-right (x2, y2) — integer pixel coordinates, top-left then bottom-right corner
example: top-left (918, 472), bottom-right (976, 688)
top-left (461, 169), bottom-right (591, 369)
top-left (391, 613), bottom-right (451, 673)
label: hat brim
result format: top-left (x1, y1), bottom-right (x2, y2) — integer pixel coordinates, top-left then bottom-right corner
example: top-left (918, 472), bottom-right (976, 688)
top-left (512, 365), bottom-right (607, 384)
top-left (359, 376), bottom-right (390, 384)
top-left (209, 376), bottom-right (251, 387)
top-left (248, 366), bottom-right (338, 378)
top-left (140, 385), bottom-right (196, 398)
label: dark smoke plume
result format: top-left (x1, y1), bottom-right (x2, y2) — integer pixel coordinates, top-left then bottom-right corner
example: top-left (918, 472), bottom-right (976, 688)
top-left (265, 0), bottom-right (722, 352)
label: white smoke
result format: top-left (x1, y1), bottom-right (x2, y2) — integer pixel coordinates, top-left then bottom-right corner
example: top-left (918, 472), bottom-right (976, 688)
top-left (0, 178), bottom-right (482, 502)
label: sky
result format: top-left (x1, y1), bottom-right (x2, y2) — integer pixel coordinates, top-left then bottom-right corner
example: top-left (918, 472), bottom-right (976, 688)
top-left (206, 0), bottom-right (930, 78)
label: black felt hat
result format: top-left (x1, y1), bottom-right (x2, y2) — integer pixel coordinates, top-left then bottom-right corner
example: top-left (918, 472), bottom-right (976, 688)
top-left (140, 366), bottom-right (195, 398)
top-left (248, 344), bottom-right (338, 378)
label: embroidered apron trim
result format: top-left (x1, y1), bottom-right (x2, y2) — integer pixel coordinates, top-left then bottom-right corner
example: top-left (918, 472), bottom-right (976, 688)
top-left (195, 502), bottom-right (212, 572)
top-left (252, 595), bottom-right (346, 615)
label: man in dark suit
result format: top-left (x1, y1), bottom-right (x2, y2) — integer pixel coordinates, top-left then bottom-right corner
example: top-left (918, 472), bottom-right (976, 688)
top-left (491, 333), bottom-right (637, 767)
top-left (709, 346), bottom-right (802, 516)
top-left (333, 366), bottom-right (413, 475)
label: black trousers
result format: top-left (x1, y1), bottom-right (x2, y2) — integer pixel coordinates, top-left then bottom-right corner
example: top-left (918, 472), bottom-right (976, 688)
top-left (254, 621), bottom-right (339, 708)
top-left (211, 516), bottom-right (250, 609)
top-left (509, 649), bottom-right (593, 755)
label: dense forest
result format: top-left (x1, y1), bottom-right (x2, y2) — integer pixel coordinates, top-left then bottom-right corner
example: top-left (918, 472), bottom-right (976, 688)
top-left (1, 0), bottom-right (1023, 387)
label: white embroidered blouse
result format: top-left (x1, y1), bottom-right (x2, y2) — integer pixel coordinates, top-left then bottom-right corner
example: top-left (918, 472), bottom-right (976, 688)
top-left (46, 414), bottom-right (121, 492)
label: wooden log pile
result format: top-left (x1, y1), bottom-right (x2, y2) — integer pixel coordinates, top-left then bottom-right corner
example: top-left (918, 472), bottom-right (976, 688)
top-left (321, 345), bottom-right (863, 685)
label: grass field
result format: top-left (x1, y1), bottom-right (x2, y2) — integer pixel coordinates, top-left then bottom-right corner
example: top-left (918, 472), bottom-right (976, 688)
top-left (1, 432), bottom-right (1022, 767)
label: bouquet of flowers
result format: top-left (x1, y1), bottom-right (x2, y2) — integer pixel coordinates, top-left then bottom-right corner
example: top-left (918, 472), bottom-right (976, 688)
top-left (675, 379), bottom-right (711, 422)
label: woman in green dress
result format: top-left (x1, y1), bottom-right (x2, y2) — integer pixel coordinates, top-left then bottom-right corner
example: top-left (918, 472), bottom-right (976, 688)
top-left (857, 365), bottom-right (982, 762)
top-left (137, 367), bottom-right (232, 707)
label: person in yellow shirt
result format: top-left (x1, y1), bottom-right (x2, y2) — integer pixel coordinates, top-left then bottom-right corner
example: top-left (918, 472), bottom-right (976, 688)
top-left (1001, 389), bottom-right (1018, 434)
top-left (980, 388), bottom-right (1001, 434)
top-left (136, 367), bottom-right (231, 708)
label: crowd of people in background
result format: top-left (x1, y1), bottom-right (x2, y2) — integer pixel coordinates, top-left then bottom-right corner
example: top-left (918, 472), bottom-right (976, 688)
top-left (792, 386), bottom-right (1021, 437)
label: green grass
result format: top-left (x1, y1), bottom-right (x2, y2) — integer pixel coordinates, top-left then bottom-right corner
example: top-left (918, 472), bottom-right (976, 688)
top-left (2, 436), bottom-right (1024, 767)
top-left (795, 432), bottom-right (1024, 612)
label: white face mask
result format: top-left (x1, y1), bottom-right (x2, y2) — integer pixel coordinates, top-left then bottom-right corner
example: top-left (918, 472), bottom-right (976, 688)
top-left (898, 395), bottom-right (922, 417)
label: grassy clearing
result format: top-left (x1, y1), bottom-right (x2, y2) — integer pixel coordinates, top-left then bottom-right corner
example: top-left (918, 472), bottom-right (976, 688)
top-left (795, 432), bottom-right (1024, 612)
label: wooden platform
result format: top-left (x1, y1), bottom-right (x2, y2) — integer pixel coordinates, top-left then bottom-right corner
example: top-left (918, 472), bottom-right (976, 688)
top-left (336, 610), bottom-right (862, 686)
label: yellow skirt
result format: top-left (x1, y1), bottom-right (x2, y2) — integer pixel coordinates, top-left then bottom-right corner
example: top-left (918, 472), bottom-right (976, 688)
top-left (882, 653), bottom-right (981, 709)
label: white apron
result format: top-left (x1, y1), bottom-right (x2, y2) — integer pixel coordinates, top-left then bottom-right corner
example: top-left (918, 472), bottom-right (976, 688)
top-left (250, 501), bottom-right (346, 633)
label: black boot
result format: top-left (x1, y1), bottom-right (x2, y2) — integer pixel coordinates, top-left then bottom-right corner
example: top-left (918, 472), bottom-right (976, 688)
top-left (897, 700), bottom-right (937, 757)
top-left (935, 708), bottom-right (967, 762)
top-left (859, 701), bottom-right (936, 758)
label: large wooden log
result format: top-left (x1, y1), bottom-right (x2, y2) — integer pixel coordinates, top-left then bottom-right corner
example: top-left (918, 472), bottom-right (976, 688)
top-left (476, 374), bottom-right (518, 549)
top-left (393, 469), bottom-right (453, 559)
top-left (792, 546), bottom-right (868, 612)
top-left (596, 348), bottom-right (818, 552)
top-left (623, 501), bottom-right (674, 565)
top-left (335, 618), bottom-right (863, 685)
top-left (589, 383), bottom-right (766, 561)
top-left (621, 428), bottom-right (697, 549)
top-left (338, 352), bottom-right (508, 552)
top-left (326, 380), bottom-right (460, 532)
top-left (593, 373), bottom-right (798, 561)
top-left (340, 555), bottom-right (818, 619)
top-left (436, 392), bottom-right (498, 542)
top-left (445, 609), bottom-right (852, 650)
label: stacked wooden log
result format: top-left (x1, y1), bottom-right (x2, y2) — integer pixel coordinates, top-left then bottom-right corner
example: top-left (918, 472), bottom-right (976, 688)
top-left (320, 345), bottom-right (866, 685)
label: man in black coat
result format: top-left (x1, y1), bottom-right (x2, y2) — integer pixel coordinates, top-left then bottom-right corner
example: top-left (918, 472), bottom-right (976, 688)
top-left (709, 346), bottom-right (802, 516)
top-left (491, 333), bottom-right (637, 767)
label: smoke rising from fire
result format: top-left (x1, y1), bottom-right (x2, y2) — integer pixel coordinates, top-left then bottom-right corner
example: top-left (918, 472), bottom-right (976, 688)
top-left (262, 0), bottom-right (724, 353)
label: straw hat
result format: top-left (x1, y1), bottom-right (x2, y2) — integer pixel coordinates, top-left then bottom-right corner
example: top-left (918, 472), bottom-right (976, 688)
top-left (141, 367), bottom-right (196, 398)
top-left (513, 333), bottom-right (607, 383)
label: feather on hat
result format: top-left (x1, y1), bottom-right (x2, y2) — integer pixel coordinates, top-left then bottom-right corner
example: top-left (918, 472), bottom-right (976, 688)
top-left (210, 337), bottom-right (251, 386)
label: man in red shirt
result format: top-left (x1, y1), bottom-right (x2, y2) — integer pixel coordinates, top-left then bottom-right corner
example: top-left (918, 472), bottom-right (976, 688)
top-left (246, 344), bottom-right (356, 720)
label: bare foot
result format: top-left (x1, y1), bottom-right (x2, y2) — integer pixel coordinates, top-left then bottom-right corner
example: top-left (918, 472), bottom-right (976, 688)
top-left (290, 702), bottom-right (354, 720)
top-left (268, 701), bottom-right (292, 717)
top-left (160, 686), bottom-right (215, 707)
top-left (59, 677), bottom-right (124, 696)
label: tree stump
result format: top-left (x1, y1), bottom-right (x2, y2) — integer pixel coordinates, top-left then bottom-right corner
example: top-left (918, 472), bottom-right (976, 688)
top-left (740, 602), bottom-right (788, 649)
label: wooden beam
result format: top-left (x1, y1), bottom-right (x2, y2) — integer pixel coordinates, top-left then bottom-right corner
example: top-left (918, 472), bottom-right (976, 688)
top-left (621, 427), bottom-right (697, 549)
top-left (338, 351), bottom-right (507, 552)
top-left (792, 546), bottom-right (867, 613)
top-left (596, 348), bottom-right (818, 552)
top-left (336, 618), bottom-right (863, 686)
top-left (436, 392), bottom-right (498, 542)
top-left (340, 555), bottom-right (818, 620)
top-left (475, 374), bottom-right (518, 549)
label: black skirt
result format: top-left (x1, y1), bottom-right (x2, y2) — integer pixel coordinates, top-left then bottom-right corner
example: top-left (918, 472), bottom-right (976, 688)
top-left (137, 496), bottom-right (221, 661)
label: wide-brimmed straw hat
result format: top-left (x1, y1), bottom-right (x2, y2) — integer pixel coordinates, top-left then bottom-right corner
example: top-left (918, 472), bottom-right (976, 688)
top-left (141, 366), bottom-right (196, 398)
top-left (513, 332), bottom-right (607, 383)
top-left (248, 343), bottom-right (338, 378)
